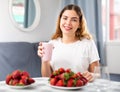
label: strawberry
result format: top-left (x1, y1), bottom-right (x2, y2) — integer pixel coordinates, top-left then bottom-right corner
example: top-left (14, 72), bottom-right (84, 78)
top-left (21, 75), bottom-right (29, 80)
top-left (19, 79), bottom-right (25, 86)
top-left (53, 70), bottom-right (60, 76)
top-left (58, 73), bottom-right (64, 79)
top-left (67, 79), bottom-right (75, 87)
top-left (8, 79), bottom-right (13, 85)
top-left (19, 77), bottom-right (28, 85)
top-left (71, 74), bottom-right (78, 79)
top-left (55, 79), bottom-right (64, 86)
top-left (12, 79), bottom-right (19, 86)
top-left (81, 77), bottom-right (88, 85)
top-left (50, 74), bottom-right (55, 78)
top-left (76, 79), bottom-right (83, 86)
top-left (65, 68), bottom-right (71, 73)
top-left (6, 74), bottom-right (12, 84)
top-left (58, 67), bottom-right (65, 74)
top-left (50, 78), bottom-right (57, 85)
top-left (76, 72), bottom-right (83, 77)
top-left (21, 71), bottom-right (30, 78)
top-left (27, 78), bottom-right (35, 84)
top-left (12, 70), bottom-right (21, 79)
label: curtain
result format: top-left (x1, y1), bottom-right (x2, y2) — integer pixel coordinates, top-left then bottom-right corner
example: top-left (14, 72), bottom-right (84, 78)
top-left (24, 0), bottom-right (35, 28)
top-left (60, 0), bottom-right (105, 65)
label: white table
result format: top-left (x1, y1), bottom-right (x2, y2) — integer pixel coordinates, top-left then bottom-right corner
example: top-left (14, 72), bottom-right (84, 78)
top-left (0, 77), bottom-right (120, 92)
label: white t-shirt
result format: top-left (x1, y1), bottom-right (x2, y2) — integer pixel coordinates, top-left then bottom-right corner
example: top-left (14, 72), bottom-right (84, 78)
top-left (49, 38), bottom-right (100, 73)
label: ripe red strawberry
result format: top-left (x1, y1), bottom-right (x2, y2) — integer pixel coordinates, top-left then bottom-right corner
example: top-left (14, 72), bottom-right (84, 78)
top-left (55, 79), bottom-right (64, 86)
top-left (50, 74), bottom-right (55, 78)
top-left (12, 79), bottom-right (19, 86)
top-left (58, 73), bottom-right (64, 79)
top-left (12, 70), bottom-right (21, 79)
top-left (65, 68), bottom-right (71, 73)
top-left (76, 79), bottom-right (83, 86)
top-left (21, 75), bottom-right (29, 80)
top-left (19, 79), bottom-right (28, 85)
top-left (6, 74), bottom-right (12, 84)
top-left (76, 72), bottom-right (83, 77)
top-left (8, 79), bottom-right (13, 85)
top-left (81, 77), bottom-right (88, 85)
top-left (50, 78), bottom-right (57, 85)
top-left (19, 79), bottom-right (25, 86)
top-left (67, 79), bottom-right (75, 87)
top-left (58, 67), bottom-right (65, 74)
top-left (27, 78), bottom-right (35, 84)
top-left (21, 71), bottom-right (30, 78)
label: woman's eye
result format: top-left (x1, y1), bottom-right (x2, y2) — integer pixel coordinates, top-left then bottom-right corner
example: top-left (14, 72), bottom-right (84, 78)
top-left (62, 17), bottom-right (67, 20)
top-left (72, 19), bottom-right (77, 22)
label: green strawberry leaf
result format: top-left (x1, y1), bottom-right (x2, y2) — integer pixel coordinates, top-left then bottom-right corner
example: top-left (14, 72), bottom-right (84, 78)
top-left (69, 71), bottom-right (74, 77)
top-left (64, 73), bottom-right (70, 80)
top-left (73, 78), bottom-right (77, 86)
top-left (64, 80), bottom-right (67, 86)
top-left (17, 84), bottom-right (24, 86)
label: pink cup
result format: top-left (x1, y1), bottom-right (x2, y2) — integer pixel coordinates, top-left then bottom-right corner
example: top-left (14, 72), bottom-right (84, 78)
top-left (42, 42), bottom-right (53, 61)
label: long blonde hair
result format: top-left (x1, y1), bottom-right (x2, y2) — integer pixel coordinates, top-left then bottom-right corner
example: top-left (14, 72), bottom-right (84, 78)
top-left (51, 4), bottom-right (92, 40)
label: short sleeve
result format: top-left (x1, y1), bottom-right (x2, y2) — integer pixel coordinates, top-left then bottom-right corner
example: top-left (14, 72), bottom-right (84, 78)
top-left (88, 40), bottom-right (100, 63)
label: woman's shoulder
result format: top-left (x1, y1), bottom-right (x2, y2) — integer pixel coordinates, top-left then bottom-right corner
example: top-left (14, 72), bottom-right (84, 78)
top-left (49, 38), bottom-right (61, 44)
top-left (78, 39), bottom-right (96, 47)
top-left (81, 38), bottom-right (95, 43)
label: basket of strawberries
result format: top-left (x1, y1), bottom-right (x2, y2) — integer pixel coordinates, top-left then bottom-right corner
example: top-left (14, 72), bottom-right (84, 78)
top-left (49, 68), bottom-right (88, 89)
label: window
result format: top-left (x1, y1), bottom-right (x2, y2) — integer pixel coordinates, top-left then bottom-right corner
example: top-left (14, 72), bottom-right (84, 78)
top-left (102, 0), bottom-right (120, 41)
top-left (12, 0), bottom-right (25, 27)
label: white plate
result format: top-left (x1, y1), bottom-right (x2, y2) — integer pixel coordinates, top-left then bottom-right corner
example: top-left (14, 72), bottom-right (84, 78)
top-left (48, 84), bottom-right (86, 90)
top-left (6, 83), bottom-right (35, 89)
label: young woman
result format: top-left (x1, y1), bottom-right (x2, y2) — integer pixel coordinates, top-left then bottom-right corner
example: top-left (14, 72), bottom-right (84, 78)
top-left (37, 4), bottom-right (100, 82)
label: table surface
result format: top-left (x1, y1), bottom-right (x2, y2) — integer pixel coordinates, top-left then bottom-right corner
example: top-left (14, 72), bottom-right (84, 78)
top-left (0, 77), bottom-right (120, 92)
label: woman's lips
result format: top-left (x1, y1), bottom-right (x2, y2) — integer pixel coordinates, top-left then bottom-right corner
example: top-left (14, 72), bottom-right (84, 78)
top-left (64, 26), bottom-right (72, 31)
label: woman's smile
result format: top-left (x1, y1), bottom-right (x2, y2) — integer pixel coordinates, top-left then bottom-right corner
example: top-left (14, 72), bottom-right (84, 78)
top-left (64, 25), bottom-right (72, 31)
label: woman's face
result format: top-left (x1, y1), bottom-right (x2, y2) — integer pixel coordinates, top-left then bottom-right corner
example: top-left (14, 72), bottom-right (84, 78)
top-left (60, 10), bottom-right (79, 36)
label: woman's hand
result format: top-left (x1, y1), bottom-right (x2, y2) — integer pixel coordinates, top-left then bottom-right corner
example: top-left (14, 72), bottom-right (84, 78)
top-left (37, 42), bottom-right (44, 58)
top-left (82, 71), bottom-right (94, 82)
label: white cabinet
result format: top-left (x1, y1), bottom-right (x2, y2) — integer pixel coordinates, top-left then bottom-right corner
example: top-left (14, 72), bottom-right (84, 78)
top-left (106, 42), bottom-right (120, 74)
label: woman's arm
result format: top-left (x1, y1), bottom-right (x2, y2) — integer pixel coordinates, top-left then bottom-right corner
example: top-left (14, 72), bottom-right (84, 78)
top-left (41, 61), bottom-right (53, 77)
top-left (83, 61), bottom-right (100, 82)
top-left (37, 42), bottom-right (53, 77)
top-left (89, 60), bottom-right (100, 72)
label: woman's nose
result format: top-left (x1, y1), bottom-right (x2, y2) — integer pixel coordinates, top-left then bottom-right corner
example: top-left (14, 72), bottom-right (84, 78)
top-left (66, 19), bottom-right (71, 25)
